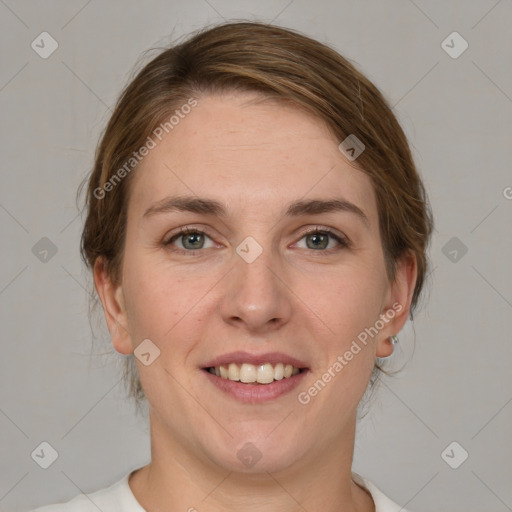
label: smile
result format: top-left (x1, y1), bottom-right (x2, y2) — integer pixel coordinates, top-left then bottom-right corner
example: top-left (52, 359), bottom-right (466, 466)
top-left (207, 362), bottom-right (302, 384)
top-left (202, 351), bottom-right (309, 403)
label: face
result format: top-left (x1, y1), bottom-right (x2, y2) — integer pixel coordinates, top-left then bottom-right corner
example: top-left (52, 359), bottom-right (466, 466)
top-left (95, 91), bottom-right (415, 474)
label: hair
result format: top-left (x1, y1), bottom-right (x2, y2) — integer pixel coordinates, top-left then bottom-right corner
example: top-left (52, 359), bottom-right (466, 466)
top-left (80, 20), bottom-right (434, 411)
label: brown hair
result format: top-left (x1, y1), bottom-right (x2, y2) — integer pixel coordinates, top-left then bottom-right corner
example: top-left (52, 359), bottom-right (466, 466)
top-left (80, 21), bottom-right (433, 409)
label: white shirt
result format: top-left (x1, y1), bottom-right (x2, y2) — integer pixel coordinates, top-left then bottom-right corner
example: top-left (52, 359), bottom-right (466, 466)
top-left (31, 469), bottom-right (408, 512)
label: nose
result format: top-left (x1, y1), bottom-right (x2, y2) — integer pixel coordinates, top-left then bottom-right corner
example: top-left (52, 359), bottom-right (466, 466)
top-left (219, 243), bottom-right (293, 333)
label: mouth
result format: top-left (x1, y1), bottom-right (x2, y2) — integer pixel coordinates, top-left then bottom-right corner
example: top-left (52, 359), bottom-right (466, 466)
top-left (201, 352), bottom-right (309, 403)
top-left (204, 362), bottom-right (303, 384)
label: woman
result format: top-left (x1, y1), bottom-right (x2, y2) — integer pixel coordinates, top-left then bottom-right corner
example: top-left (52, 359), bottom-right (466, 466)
top-left (33, 20), bottom-right (433, 512)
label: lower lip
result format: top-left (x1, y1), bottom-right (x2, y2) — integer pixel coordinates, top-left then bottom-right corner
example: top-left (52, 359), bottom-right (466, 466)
top-left (202, 369), bottom-right (308, 404)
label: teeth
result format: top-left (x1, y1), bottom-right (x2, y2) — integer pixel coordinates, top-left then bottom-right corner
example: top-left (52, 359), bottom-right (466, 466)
top-left (209, 362), bottom-right (302, 384)
top-left (257, 363), bottom-right (274, 384)
top-left (228, 363), bottom-right (240, 381)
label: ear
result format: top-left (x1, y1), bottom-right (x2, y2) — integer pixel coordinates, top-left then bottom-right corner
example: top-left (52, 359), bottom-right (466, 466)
top-left (93, 257), bottom-right (133, 355)
top-left (376, 251), bottom-right (418, 358)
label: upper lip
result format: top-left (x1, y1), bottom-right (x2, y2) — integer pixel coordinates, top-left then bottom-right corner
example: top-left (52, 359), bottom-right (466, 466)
top-left (202, 351), bottom-right (309, 369)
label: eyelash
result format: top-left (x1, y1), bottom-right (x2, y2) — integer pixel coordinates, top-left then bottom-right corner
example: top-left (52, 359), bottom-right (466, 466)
top-left (163, 225), bottom-right (350, 256)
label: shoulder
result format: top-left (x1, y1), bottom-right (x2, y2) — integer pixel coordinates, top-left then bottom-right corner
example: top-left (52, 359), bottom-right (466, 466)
top-left (31, 469), bottom-right (403, 512)
top-left (352, 472), bottom-right (409, 512)
top-left (30, 469), bottom-right (145, 512)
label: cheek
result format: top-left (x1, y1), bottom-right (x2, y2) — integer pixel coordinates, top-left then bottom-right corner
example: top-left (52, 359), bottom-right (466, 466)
top-left (121, 252), bottom-right (220, 347)
top-left (297, 260), bottom-right (387, 343)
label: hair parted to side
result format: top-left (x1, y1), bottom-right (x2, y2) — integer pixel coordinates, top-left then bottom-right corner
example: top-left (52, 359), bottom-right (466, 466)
top-left (80, 20), bottom-right (434, 411)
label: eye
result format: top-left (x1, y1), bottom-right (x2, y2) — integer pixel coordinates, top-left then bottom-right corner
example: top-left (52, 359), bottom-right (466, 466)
top-left (295, 227), bottom-right (349, 251)
top-left (164, 227), bottom-right (216, 253)
top-left (163, 226), bottom-right (349, 255)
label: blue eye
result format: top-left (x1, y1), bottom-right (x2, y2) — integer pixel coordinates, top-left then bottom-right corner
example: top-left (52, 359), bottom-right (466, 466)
top-left (164, 228), bottom-right (215, 252)
top-left (164, 226), bottom-right (349, 256)
top-left (296, 228), bottom-right (349, 251)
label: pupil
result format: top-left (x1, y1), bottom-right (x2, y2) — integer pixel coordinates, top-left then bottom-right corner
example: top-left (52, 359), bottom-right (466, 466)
top-left (308, 233), bottom-right (327, 250)
top-left (184, 233), bottom-right (203, 249)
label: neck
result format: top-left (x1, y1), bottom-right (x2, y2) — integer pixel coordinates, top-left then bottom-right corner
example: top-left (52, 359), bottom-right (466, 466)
top-left (129, 412), bottom-right (374, 512)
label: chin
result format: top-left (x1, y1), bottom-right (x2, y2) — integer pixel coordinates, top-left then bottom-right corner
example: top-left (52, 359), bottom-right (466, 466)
top-left (200, 431), bottom-right (309, 475)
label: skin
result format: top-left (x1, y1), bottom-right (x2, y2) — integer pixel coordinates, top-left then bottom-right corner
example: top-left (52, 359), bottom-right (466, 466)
top-left (94, 91), bottom-right (417, 512)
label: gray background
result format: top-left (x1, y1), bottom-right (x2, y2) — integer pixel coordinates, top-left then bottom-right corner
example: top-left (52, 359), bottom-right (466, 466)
top-left (1, 1), bottom-right (511, 511)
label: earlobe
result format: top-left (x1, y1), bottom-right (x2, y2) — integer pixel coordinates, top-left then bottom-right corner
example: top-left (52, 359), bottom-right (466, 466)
top-left (376, 251), bottom-right (418, 358)
top-left (93, 257), bottom-right (133, 355)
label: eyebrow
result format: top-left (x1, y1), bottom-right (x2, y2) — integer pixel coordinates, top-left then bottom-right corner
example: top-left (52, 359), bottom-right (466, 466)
top-left (143, 195), bottom-right (370, 228)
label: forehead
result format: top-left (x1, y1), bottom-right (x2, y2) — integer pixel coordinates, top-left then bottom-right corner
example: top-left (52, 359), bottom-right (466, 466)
top-left (130, 92), bottom-right (377, 221)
